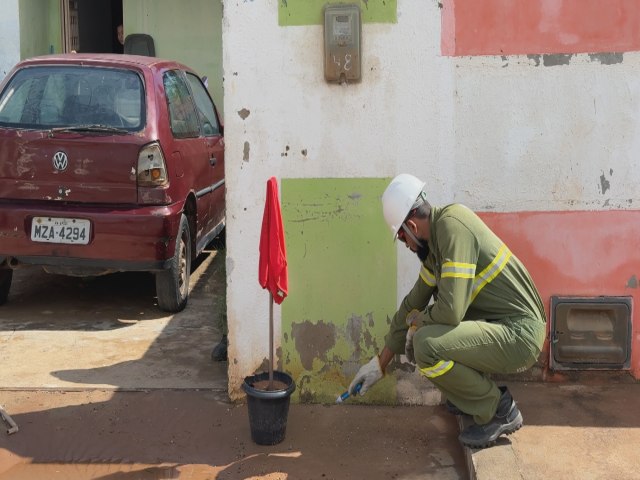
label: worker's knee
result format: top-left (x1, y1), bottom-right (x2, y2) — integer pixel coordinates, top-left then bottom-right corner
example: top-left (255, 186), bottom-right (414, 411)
top-left (413, 327), bottom-right (441, 366)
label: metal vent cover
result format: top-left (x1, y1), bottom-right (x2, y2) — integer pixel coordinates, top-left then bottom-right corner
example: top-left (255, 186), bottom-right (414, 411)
top-left (550, 296), bottom-right (632, 370)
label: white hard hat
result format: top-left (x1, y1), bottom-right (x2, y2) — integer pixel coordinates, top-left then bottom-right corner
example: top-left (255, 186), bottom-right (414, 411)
top-left (382, 174), bottom-right (427, 238)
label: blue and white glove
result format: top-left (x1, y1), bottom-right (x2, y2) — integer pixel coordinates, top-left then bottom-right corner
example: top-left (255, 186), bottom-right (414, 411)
top-left (348, 356), bottom-right (383, 396)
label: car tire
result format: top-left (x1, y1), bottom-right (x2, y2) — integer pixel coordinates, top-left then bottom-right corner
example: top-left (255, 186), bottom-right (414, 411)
top-left (0, 269), bottom-right (12, 305)
top-left (156, 214), bottom-right (191, 313)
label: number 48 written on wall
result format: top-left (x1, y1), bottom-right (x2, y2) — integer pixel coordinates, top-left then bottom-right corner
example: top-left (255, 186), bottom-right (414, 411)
top-left (333, 53), bottom-right (353, 71)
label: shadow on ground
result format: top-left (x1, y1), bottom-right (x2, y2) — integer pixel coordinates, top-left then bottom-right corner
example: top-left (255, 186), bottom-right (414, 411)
top-left (0, 390), bottom-right (466, 479)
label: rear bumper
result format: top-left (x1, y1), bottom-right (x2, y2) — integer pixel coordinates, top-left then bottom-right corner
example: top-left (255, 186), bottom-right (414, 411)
top-left (0, 201), bottom-right (184, 273)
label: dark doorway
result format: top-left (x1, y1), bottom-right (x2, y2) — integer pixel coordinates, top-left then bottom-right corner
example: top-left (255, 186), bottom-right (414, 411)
top-left (74, 0), bottom-right (123, 53)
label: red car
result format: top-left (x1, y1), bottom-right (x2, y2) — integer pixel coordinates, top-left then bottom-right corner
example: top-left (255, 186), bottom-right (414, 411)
top-left (0, 54), bottom-right (225, 312)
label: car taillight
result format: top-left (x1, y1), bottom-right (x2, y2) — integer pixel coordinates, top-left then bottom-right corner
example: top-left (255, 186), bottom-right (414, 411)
top-left (137, 142), bottom-right (168, 187)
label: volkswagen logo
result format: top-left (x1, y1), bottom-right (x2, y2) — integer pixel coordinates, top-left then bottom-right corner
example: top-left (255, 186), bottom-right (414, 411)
top-left (52, 151), bottom-right (68, 171)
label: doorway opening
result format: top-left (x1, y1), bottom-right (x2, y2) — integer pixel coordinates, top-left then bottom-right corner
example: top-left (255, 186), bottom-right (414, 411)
top-left (61, 0), bottom-right (123, 54)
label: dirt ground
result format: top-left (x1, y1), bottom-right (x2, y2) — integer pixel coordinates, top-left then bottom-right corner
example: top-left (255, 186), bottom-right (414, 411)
top-left (0, 390), bottom-right (466, 480)
top-left (0, 248), bottom-right (467, 479)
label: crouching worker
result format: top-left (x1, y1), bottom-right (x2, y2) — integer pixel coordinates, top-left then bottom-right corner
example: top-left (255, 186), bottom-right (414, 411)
top-left (348, 174), bottom-right (546, 449)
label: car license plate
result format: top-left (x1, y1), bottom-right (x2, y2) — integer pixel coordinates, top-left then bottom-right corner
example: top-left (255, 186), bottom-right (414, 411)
top-left (31, 217), bottom-right (91, 245)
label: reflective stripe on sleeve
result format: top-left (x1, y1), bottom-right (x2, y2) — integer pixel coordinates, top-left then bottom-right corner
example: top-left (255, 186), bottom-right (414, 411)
top-left (471, 244), bottom-right (512, 301)
top-left (441, 261), bottom-right (476, 279)
top-left (420, 266), bottom-right (436, 287)
top-left (419, 360), bottom-right (454, 378)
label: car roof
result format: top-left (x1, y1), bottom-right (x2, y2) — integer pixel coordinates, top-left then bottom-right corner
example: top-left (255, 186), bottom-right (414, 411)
top-left (15, 53), bottom-right (193, 73)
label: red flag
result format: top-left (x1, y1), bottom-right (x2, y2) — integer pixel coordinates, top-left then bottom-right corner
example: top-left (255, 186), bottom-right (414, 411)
top-left (258, 177), bottom-right (288, 304)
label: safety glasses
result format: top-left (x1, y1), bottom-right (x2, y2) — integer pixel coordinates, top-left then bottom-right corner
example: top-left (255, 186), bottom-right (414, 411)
top-left (397, 225), bottom-right (408, 243)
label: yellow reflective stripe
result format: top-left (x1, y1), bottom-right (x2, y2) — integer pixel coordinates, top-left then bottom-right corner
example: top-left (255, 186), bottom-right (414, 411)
top-left (420, 360), bottom-right (454, 378)
top-left (420, 266), bottom-right (436, 287)
top-left (471, 244), bottom-right (512, 301)
top-left (441, 261), bottom-right (476, 279)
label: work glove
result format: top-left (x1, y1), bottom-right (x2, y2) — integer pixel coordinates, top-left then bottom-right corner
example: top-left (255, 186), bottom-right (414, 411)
top-left (348, 356), bottom-right (383, 396)
top-left (404, 309), bottom-right (422, 364)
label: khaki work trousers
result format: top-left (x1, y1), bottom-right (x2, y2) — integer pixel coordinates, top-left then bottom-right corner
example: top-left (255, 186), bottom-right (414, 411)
top-left (413, 315), bottom-right (546, 424)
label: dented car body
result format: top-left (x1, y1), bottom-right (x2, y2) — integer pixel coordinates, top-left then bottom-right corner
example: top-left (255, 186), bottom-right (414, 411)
top-left (0, 54), bottom-right (225, 312)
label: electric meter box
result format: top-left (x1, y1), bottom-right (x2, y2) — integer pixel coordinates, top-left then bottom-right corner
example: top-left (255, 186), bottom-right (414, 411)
top-left (323, 4), bottom-right (361, 83)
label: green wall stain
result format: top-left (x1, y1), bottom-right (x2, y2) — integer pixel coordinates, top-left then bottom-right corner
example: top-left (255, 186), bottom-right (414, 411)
top-left (281, 178), bottom-right (397, 404)
top-left (279, 0), bottom-right (397, 26)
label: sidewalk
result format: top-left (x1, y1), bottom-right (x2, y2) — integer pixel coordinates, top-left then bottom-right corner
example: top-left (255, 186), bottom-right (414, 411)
top-left (460, 382), bottom-right (640, 480)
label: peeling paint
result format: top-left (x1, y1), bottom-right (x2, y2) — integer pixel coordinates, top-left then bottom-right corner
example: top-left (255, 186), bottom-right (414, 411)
top-left (527, 54), bottom-right (541, 66)
top-left (588, 52), bottom-right (623, 65)
top-left (346, 312), bottom-right (378, 358)
top-left (297, 374), bottom-right (314, 403)
top-left (237, 108), bottom-right (250, 120)
top-left (243, 141), bottom-right (250, 162)
top-left (543, 54), bottom-right (574, 67)
top-left (290, 320), bottom-right (336, 370)
top-left (599, 172), bottom-right (610, 194)
top-left (627, 275), bottom-right (638, 289)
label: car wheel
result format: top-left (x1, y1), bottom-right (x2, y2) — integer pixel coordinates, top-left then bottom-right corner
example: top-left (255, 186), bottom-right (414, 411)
top-left (156, 214), bottom-right (191, 312)
top-left (0, 269), bottom-right (12, 306)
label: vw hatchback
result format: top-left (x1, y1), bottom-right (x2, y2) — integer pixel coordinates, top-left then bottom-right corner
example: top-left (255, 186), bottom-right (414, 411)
top-left (0, 54), bottom-right (225, 312)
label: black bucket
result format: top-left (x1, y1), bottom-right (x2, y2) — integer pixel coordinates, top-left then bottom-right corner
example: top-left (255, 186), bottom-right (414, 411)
top-left (242, 371), bottom-right (296, 445)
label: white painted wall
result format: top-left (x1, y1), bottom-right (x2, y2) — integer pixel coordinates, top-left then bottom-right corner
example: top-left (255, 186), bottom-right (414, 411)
top-left (452, 54), bottom-right (640, 212)
top-left (0, 0), bottom-right (20, 81)
top-left (223, 0), bottom-right (640, 398)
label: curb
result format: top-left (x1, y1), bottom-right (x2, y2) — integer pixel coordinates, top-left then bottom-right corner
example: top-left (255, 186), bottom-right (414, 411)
top-left (457, 414), bottom-right (525, 480)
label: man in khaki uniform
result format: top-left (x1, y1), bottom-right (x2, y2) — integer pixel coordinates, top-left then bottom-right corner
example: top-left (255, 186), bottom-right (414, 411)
top-left (348, 174), bottom-right (546, 448)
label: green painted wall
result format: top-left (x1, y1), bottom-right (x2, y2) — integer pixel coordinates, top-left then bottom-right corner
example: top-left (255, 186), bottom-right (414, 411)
top-left (279, 0), bottom-right (397, 26)
top-left (19, 0), bottom-right (61, 59)
top-left (124, 0), bottom-right (224, 114)
top-left (281, 178), bottom-right (398, 404)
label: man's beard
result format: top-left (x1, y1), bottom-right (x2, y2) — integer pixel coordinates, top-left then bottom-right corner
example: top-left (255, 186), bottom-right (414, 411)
top-left (416, 240), bottom-right (430, 262)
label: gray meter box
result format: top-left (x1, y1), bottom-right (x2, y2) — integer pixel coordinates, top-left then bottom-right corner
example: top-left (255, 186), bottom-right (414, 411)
top-left (323, 4), bottom-right (361, 83)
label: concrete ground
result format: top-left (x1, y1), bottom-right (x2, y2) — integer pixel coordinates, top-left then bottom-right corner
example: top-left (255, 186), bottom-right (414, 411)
top-left (0, 249), bottom-right (468, 479)
top-left (460, 382), bottom-right (640, 480)
top-left (1, 251), bottom-right (638, 479)
top-left (1, 382), bottom-right (637, 479)
top-left (0, 390), bottom-right (467, 479)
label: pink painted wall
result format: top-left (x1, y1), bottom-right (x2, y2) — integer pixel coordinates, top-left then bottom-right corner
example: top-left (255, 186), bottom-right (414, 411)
top-left (479, 211), bottom-right (640, 377)
top-left (442, 0), bottom-right (640, 56)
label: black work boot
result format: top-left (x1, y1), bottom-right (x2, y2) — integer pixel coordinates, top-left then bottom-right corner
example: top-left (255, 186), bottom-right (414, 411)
top-left (211, 334), bottom-right (228, 362)
top-left (458, 387), bottom-right (523, 449)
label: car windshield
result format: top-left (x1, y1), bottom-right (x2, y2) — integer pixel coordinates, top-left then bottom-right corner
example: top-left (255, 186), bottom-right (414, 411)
top-left (0, 65), bottom-right (145, 131)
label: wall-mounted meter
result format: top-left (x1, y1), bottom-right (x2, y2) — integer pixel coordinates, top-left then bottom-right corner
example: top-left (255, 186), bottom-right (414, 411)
top-left (324, 4), bottom-right (361, 84)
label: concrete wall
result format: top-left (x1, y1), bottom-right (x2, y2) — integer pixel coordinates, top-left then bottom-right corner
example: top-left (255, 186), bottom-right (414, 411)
top-left (0, 0), bottom-right (21, 80)
top-left (224, 0), bottom-right (640, 401)
top-left (124, 0), bottom-right (224, 114)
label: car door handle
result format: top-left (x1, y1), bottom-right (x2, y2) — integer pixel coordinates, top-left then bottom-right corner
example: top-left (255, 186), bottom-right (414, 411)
top-left (210, 156), bottom-right (217, 166)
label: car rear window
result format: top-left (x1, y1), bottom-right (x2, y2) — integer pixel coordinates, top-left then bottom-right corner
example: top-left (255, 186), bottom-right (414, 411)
top-left (0, 65), bottom-right (145, 130)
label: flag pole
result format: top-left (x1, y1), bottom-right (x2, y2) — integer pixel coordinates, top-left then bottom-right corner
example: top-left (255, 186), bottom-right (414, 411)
top-left (269, 292), bottom-right (274, 390)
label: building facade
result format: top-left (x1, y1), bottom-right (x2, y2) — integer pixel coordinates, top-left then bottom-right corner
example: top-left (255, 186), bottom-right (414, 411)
top-left (2, 0), bottom-right (639, 403)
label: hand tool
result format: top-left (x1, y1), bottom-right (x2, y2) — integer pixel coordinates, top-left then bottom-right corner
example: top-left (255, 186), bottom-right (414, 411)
top-left (335, 382), bottom-right (362, 403)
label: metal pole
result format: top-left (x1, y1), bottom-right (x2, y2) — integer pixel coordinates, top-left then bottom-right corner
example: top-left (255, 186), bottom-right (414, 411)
top-left (269, 293), bottom-right (274, 389)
